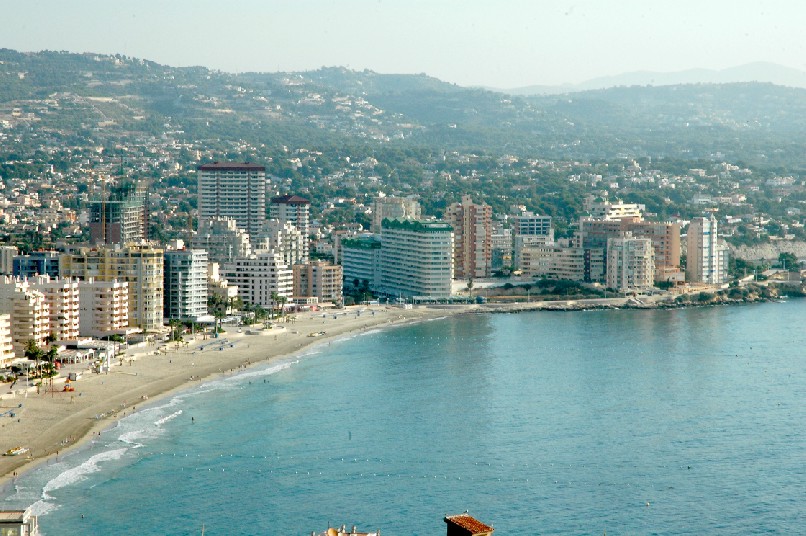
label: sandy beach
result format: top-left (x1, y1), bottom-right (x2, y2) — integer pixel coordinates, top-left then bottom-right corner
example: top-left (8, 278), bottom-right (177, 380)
top-left (0, 305), bottom-right (457, 488)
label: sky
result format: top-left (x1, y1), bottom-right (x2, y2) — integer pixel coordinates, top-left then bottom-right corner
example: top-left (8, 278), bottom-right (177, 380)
top-left (4, 0), bottom-right (806, 89)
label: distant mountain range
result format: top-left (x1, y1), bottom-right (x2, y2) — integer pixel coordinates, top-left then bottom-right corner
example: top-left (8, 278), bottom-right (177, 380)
top-left (504, 62), bottom-right (806, 95)
top-left (2, 49), bottom-right (806, 167)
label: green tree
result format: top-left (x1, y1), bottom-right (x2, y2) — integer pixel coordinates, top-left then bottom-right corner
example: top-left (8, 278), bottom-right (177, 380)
top-left (778, 252), bottom-right (799, 271)
top-left (24, 340), bottom-right (44, 378)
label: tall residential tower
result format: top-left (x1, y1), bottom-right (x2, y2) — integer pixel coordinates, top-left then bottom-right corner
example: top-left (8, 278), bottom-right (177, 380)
top-left (198, 162), bottom-right (267, 236)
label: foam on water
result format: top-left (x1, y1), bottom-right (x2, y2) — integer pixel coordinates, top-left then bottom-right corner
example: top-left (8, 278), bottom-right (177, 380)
top-left (153, 409), bottom-right (183, 427)
top-left (12, 303), bottom-right (806, 533)
top-left (29, 448), bottom-right (130, 516)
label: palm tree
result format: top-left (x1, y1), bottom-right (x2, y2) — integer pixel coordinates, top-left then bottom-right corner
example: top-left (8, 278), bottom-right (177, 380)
top-left (24, 339), bottom-right (44, 379)
top-left (523, 283), bottom-right (533, 303)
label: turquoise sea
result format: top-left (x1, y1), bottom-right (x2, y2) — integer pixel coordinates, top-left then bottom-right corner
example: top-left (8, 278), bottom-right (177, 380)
top-left (2, 301), bottom-right (806, 534)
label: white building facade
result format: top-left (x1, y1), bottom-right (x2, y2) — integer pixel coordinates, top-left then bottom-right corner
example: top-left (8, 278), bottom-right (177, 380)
top-left (220, 252), bottom-right (293, 309)
top-left (379, 220), bottom-right (453, 299)
top-left (164, 249), bottom-right (209, 321)
top-left (606, 236), bottom-right (656, 292)
top-left (78, 278), bottom-right (130, 338)
top-left (686, 215), bottom-right (729, 285)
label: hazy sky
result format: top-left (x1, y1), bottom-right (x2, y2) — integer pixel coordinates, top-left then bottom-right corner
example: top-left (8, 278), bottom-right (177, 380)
top-left (4, 0), bottom-right (805, 88)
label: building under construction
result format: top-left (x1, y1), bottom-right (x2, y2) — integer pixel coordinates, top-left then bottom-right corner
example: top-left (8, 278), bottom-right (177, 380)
top-left (88, 181), bottom-right (149, 245)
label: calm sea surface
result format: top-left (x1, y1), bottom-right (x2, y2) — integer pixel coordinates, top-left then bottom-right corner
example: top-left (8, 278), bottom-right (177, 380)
top-left (2, 301), bottom-right (806, 534)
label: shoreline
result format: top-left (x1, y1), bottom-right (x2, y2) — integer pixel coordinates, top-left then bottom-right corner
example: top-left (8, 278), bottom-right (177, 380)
top-left (0, 290), bottom-right (792, 493)
top-left (0, 305), bottom-right (458, 491)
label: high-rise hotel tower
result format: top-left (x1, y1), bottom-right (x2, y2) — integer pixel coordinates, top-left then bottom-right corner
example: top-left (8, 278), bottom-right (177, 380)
top-left (197, 162), bottom-right (267, 236)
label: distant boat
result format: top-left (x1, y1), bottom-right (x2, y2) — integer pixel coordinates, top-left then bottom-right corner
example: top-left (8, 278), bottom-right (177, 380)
top-left (3, 446), bottom-right (29, 456)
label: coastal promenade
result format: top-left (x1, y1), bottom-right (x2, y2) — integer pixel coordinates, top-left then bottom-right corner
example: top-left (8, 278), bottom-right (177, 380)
top-left (0, 305), bottom-right (451, 487)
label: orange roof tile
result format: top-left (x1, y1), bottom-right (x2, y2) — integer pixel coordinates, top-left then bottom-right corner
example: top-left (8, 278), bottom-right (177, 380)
top-left (445, 514), bottom-right (494, 534)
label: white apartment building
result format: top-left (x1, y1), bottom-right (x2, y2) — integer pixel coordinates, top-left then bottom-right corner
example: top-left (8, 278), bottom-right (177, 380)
top-left (207, 262), bottom-right (239, 313)
top-left (197, 162), bottom-right (267, 236)
top-left (371, 196), bottom-right (421, 233)
top-left (0, 314), bottom-right (15, 367)
top-left (253, 220), bottom-right (307, 267)
top-left (164, 249), bottom-right (209, 321)
top-left (606, 236), bottom-right (656, 292)
top-left (270, 194), bottom-right (311, 263)
top-left (686, 214), bottom-right (729, 285)
top-left (78, 278), bottom-right (130, 338)
top-left (379, 219), bottom-right (453, 299)
top-left (340, 237), bottom-right (382, 292)
top-left (60, 244), bottom-right (164, 332)
top-left (584, 196), bottom-right (645, 221)
top-left (29, 275), bottom-right (80, 341)
top-left (0, 276), bottom-right (50, 357)
top-left (220, 252), bottom-right (293, 309)
top-left (192, 217), bottom-right (252, 264)
top-left (293, 261), bottom-right (343, 304)
top-left (0, 314), bottom-right (15, 368)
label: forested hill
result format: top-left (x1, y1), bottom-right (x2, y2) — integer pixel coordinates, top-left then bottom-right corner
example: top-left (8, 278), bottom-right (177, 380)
top-left (2, 49), bottom-right (806, 168)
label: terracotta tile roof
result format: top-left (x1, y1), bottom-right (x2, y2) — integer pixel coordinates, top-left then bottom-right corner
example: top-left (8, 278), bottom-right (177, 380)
top-left (444, 514), bottom-right (494, 534)
top-left (271, 194), bottom-right (311, 205)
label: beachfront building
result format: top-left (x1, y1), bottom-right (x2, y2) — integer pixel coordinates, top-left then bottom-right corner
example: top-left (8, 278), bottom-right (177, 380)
top-left (578, 218), bottom-right (683, 284)
top-left (78, 278), bottom-right (130, 338)
top-left (0, 276), bottom-right (50, 357)
top-left (13, 251), bottom-right (61, 279)
top-left (207, 262), bottom-right (239, 314)
top-left (293, 261), bottom-right (343, 304)
top-left (687, 214), bottom-right (730, 285)
top-left (379, 219), bottom-right (453, 300)
top-left (87, 181), bottom-right (149, 245)
top-left (253, 220), bottom-right (307, 267)
top-left (0, 509), bottom-right (38, 536)
top-left (60, 244), bottom-right (164, 332)
top-left (220, 252), bottom-right (293, 310)
top-left (606, 235), bottom-right (655, 292)
top-left (340, 236), bottom-right (382, 293)
top-left (197, 162), bottom-right (267, 236)
top-left (445, 195), bottom-right (492, 279)
top-left (0, 314), bottom-right (15, 367)
top-left (191, 216), bottom-right (252, 264)
top-left (164, 249), bottom-right (209, 322)
top-left (28, 275), bottom-right (81, 341)
top-left (371, 195), bottom-right (421, 233)
top-left (270, 194), bottom-right (311, 263)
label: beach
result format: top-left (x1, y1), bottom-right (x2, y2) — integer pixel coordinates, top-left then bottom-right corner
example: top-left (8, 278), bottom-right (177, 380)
top-left (0, 288), bottom-right (752, 489)
top-left (0, 305), bottom-right (455, 488)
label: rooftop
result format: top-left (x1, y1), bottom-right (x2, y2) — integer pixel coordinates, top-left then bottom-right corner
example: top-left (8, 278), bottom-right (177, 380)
top-left (444, 514), bottom-right (494, 534)
top-left (272, 194), bottom-right (311, 205)
top-left (198, 162), bottom-right (265, 171)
